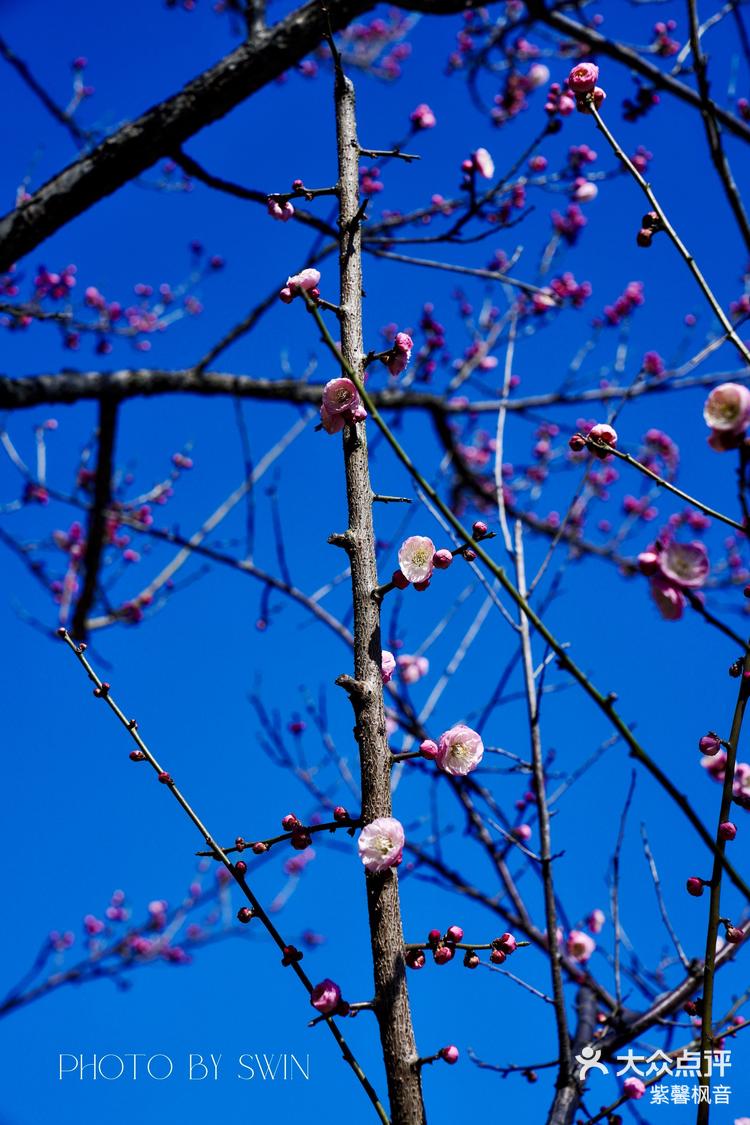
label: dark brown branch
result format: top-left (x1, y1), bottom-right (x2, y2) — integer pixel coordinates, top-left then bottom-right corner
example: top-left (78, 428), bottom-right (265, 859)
top-left (0, 0), bottom-right (374, 272)
top-left (69, 398), bottom-right (118, 640)
top-left (686, 0), bottom-right (750, 252)
top-left (3, 365), bottom-right (744, 413)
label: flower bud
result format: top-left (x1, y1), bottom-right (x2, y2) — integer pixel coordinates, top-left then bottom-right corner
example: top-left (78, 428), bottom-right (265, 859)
top-left (432, 548), bottom-right (454, 570)
top-left (686, 876), bottom-right (705, 897)
top-left (445, 925), bottom-right (464, 943)
top-left (406, 949), bottom-right (426, 970)
top-left (440, 1045), bottom-right (460, 1065)
top-left (719, 821), bottom-right (737, 841)
top-left (699, 733), bottom-right (721, 756)
top-left (419, 739), bottom-right (439, 760)
top-left (237, 907), bottom-right (253, 924)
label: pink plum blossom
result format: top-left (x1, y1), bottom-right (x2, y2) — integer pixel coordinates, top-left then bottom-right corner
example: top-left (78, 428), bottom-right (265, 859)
top-left (410, 103), bottom-right (436, 129)
top-left (703, 382), bottom-right (750, 434)
top-left (398, 536), bottom-right (436, 584)
top-left (267, 198), bottom-right (294, 222)
top-left (472, 147), bottom-right (495, 179)
top-left (387, 332), bottom-right (414, 376)
top-left (279, 267), bottom-right (321, 303)
top-left (436, 723), bottom-right (484, 776)
top-left (573, 179), bottom-right (598, 203)
top-left (310, 978), bottom-right (341, 1014)
top-left (397, 654), bottom-right (429, 684)
top-left (624, 1077), bottom-right (646, 1100)
top-left (566, 929), bottom-right (595, 963)
top-left (588, 422), bottom-right (617, 452)
top-left (320, 377), bottom-right (367, 433)
top-left (381, 650), bottom-right (396, 684)
top-left (586, 909), bottom-right (605, 934)
top-left (357, 817), bottom-right (405, 872)
top-left (658, 540), bottom-right (709, 588)
top-left (528, 63), bottom-right (550, 88)
top-left (568, 62), bottom-right (599, 95)
top-left (650, 576), bottom-right (686, 621)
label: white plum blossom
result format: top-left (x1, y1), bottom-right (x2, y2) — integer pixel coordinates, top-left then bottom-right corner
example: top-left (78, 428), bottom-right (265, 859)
top-left (398, 536), bottom-right (436, 584)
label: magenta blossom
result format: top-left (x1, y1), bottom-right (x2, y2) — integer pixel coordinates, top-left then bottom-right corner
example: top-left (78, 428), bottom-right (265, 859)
top-left (658, 540), bottom-right (709, 589)
top-left (398, 535), bottom-right (436, 584)
top-left (310, 978), bottom-right (341, 1014)
top-left (650, 575), bottom-right (686, 621)
top-left (436, 723), bottom-right (484, 776)
top-left (472, 147), bottom-right (495, 179)
top-left (357, 817), bottom-right (405, 872)
top-left (566, 929), bottom-right (595, 963)
top-left (381, 650), bottom-right (396, 684)
top-left (410, 103), bottom-right (436, 129)
top-left (386, 331), bottom-right (413, 376)
top-left (623, 1077), bottom-right (646, 1100)
top-left (568, 62), bottom-right (599, 95)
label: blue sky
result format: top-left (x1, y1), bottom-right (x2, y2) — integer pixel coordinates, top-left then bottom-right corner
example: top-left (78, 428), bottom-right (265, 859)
top-left (1, 1), bottom-right (750, 1122)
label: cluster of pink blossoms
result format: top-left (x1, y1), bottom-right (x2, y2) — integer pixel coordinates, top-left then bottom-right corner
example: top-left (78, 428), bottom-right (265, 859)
top-left (381, 651), bottom-right (430, 686)
top-left (319, 377), bottom-right (367, 434)
top-left (267, 197), bottom-right (294, 222)
top-left (409, 103), bottom-right (436, 129)
top-left (544, 62), bottom-right (605, 119)
top-left (700, 734), bottom-right (750, 813)
top-left (279, 267), bottom-right (321, 304)
top-left (638, 537), bottom-right (710, 621)
top-left (703, 382), bottom-right (750, 451)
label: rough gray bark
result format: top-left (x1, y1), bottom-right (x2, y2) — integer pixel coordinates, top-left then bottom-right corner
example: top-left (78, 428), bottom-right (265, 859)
top-left (331, 66), bottom-right (425, 1125)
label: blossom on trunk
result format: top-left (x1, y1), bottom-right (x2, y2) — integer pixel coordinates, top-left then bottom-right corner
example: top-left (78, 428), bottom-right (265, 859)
top-left (320, 377), bottom-right (367, 433)
top-left (381, 650), bottom-right (396, 684)
top-left (357, 817), bottom-right (405, 872)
